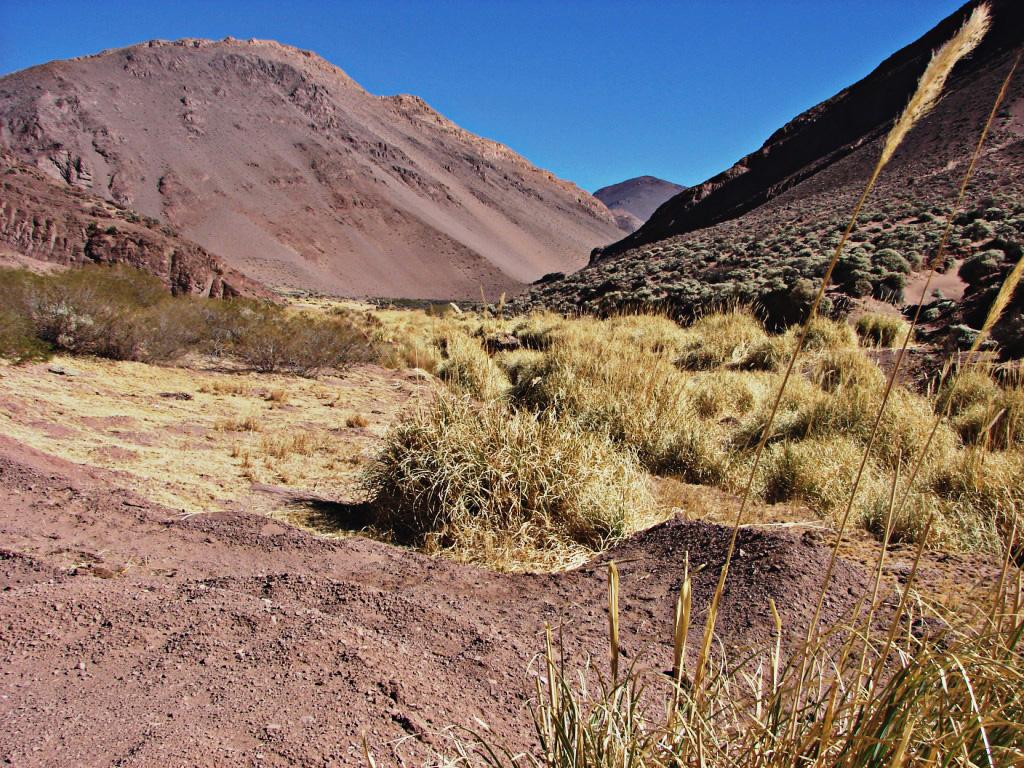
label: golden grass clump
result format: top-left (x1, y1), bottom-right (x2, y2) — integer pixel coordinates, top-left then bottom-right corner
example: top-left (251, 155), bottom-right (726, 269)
top-left (512, 320), bottom-right (726, 481)
top-left (939, 368), bottom-right (1024, 450)
top-left (675, 309), bottom-right (767, 370)
top-left (741, 374), bottom-right (956, 470)
top-left (790, 316), bottom-right (858, 351)
top-left (492, 348), bottom-right (546, 386)
top-left (683, 370), bottom-right (767, 419)
top-left (809, 347), bottom-right (886, 393)
top-left (509, 311), bottom-right (567, 350)
top-left (361, 395), bottom-right (654, 567)
top-left (603, 312), bottom-right (695, 358)
top-left (437, 331), bottom-right (510, 400)
top-left (736, 333), bottom-right (794, 371)
top-left (855, 312), bottom-right (912, 347)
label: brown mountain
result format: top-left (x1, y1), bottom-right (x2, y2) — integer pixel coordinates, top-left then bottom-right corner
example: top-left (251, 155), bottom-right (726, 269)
top-left (593, 0), bottom-right (1023, 263)
top-left (521, 0), bottom-right (1024, 352)
top-left (593, 175), bottom-right (686, 233)
top-left (0, 153), bottom-right (268, 297)
top-left (0, 38), bottom-right (620, 300)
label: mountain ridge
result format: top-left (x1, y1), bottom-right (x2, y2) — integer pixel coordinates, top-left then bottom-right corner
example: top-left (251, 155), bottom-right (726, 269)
top-left (0, 37), bottom-right (621, 299)
top-left (592, 0), bottom-right (1023, 263)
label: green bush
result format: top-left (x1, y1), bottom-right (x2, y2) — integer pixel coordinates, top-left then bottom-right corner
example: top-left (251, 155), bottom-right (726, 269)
top-left (233, 311), bottom-right (376, 376)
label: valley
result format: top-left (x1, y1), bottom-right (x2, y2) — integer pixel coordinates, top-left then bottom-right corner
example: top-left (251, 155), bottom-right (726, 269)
top-left (1, 1), bottom-right (1023, 766)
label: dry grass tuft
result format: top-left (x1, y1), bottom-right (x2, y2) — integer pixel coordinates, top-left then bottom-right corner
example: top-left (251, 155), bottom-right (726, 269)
top-left (855, 312), bottom-right (912, 347)
top-left (437, 331), bottom-right (510, 400)
top-left (361, 395), bottom-right (655, 569)
top-left (346, 413), bottom-right (370, 429)
top-left (258, 430), bottom-right (332, 459)
top-left (512, 319), bottom-right (726, 481)
top-left (676, 309), bottom-right (766, 370)
top-left (214, 413), bottom-right (263, 433)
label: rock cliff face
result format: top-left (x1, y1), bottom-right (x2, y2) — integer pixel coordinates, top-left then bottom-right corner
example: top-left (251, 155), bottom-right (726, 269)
top-left (0, 156), bottom-right (268, 297)
top-left (593, 176), bottom-right (686, 233)
top-left (0, 38), bottom-right (621, 299)
top-left (593, 0), bottom-right (1024, 263)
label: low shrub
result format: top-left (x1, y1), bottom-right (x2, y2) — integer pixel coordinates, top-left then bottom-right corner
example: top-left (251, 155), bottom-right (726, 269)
top-left (0, 266), bottom-right (378, 374)
top-left (0, 305), bottom-right (50, 363)
top-left (234, 310), bottom-right (375, 376)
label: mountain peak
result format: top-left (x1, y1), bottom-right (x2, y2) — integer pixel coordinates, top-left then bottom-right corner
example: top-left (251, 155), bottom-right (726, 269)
top-left (0, 40), bottom-right (620, 299)
top-left (593, 176), bottom-right (686, 233)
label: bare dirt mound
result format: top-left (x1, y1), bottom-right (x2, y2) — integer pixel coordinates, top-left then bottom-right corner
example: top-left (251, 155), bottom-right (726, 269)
top-left (0, 435), bottom-right (869, 766)
top-left (0, 39), bottom-right (621, 300)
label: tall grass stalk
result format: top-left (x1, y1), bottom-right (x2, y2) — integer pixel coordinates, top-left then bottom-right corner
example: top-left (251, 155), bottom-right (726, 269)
top-left (794, 7), bottom-right (1008, 710)
top-left (691, 3), bottom-right (992, 713)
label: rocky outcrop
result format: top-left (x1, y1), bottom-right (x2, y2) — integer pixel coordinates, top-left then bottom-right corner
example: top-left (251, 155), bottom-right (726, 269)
top-left (0, 158), bottom-right (269, 298)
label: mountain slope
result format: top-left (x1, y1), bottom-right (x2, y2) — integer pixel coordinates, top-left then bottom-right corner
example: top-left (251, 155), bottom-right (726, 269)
top-left (594, 0), bottom-right (1023, 262)
top-left (594, 175), bottom-right (686, 233)
top-left (520, 0), bottom-right (1024, 346)
top-left (0, 38), bottom-right (621, 299)
top-left (0, 154), bottom-right (268, 297)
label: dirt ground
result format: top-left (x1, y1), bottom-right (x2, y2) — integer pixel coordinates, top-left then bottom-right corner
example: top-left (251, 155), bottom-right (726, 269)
top-left (0, 428), bottom-right (880, 767)
top-left (0, 359), bottom-right (1010, 766)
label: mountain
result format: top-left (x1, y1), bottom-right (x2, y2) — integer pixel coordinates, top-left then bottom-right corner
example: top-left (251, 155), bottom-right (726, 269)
top-left (0, 153), bottom-right (268, 297)
top-left (593, 175), bottom-right (686, 233)
top-left (0, 38), bottom-right (621, 300)
top-left (519, 0), bottom-right (1024, 345)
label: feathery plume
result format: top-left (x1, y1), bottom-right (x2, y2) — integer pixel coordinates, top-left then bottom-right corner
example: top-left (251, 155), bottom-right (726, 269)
top-left (880, 4), bottom-right (991, 167)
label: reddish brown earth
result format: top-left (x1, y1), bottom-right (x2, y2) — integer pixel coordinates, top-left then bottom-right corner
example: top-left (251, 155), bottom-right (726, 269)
top-left (0, 39), bottom-right (621, 300)
top-left (0, 432), bottom-right (888, 766)
top-left (0, 155), bottom-right (269, 298)
top-left (593, 175), bottom-right (686, 233)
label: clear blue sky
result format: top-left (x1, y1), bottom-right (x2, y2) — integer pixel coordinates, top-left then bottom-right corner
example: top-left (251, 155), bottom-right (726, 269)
top-left (0, 0), bottom-right (965, 191)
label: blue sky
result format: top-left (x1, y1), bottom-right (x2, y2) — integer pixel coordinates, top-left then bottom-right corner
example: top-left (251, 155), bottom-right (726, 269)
top-left (0, 1), bottom-right (965, 191)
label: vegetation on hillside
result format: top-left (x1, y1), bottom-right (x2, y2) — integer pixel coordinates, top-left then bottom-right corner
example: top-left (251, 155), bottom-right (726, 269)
top-left (0, 266), bottom-right (377, 375)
